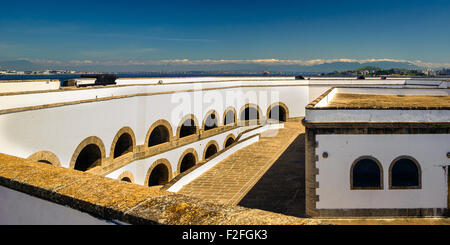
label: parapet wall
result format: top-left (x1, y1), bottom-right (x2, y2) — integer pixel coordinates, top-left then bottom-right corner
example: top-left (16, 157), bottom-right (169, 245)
top-left (0, 153), bottom-right (324, 225)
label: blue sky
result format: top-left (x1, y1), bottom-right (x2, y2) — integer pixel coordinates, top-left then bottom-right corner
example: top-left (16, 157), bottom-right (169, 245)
top-left (1, 0), bottom-right (450, 70)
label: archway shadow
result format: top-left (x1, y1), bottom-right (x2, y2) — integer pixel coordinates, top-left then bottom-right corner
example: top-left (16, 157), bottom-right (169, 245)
top-left (238, 133), bottom-right (306, 218)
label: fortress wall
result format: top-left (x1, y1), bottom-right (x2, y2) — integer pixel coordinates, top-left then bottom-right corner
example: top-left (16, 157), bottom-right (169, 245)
top-left (0, 78), bottom-right (444, 173)
top-left (0, 82), bottom-right (309, 169)
top-left (105, 126), bottom-right (243, 185)
top-left (0, 80), bottom-right (60, 94)
top-left (315, 134), bottom-right (449, 209)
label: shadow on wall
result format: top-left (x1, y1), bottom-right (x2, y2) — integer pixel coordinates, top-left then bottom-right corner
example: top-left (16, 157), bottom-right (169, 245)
top-left (238, 133), bottom-right (306, 218)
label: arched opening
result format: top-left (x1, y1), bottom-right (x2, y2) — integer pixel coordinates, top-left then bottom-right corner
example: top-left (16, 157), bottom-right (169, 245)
top-left (204, 144), bottom-right (218, 160)
top-left (38, 160), bottom-right (52, 165)
top-left (204, 113), bottom-right (218, 131)
top-left (390, 157), bottom-right (421, 188)
top-left (28, 151), bottom-right (61, 167)
top-left (225, 137), bottom-right (235, 148)
top-left (268, 105), bottom-right (287, 122)
top-left (240, 106), bottom-right (259, 121)
top-left (148, 125), bottom-right (170, 147)
top-left (179, 153), bottom-right (196, 173)
top-left (121, 177), bottom-right (132, 183)
top-left (113, 133), bottom-right (133, 158)
top-left (224, 110), bottom-right (236, 125)
top-left (147, 164), bottom-right (169, 186)
top-left (351, 157), bottom-right (382, 189)
top-left (179, 119), bottom-right (197, 138)
top-left (74, 144), bottom-right (102, 171)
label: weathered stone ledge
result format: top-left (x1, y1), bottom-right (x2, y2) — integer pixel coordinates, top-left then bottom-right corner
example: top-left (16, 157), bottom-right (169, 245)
top-left (0, 153), bottom-right (322, 225)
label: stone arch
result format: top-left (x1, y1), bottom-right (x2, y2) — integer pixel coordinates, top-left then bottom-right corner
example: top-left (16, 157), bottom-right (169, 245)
top-left (223, 134), bottom-right (236, 148)
top-left (144, 158), bottom-right (173, 187)
top-left (27, 151), bottom-right (61, 167)
top-left (223, 107), bottom-right (237, 126)
top-left (267, 102), bottom-right (290, 122)
top-left (110, 127), bottom-right (136, 159)
top-left (118, 171), bottom-right (135, 183)
top-left (203, 110), bottom-right (219, 131)
top-left (177, 114), bottom-right (199, 138)
top-left (389, 155), bottom-right (422, 189)
top-left (177, 148), bottom-right (199, 174)
top-left (70, 136), bottom-right (106, 171)
top-left (239, 103), bottom-right (263, 122)
top-left (350, 156), bottom-right (383, 190)
top-left (203, 140), bottom-right (219, 160)
top-left (145, 120), bottom-right (173, 147)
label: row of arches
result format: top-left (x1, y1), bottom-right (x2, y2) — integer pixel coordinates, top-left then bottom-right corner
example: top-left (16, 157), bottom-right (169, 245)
top-left (119, 135), bottom-right (236, 186)
top-left (29, 102), bottom-right (288, 171)
top-left (351, 155), bottom-right (422, 190)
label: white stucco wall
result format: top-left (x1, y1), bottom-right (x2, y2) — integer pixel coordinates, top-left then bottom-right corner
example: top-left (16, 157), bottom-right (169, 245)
top-left (0, 186), bottom-right (111, 225)
top-left (0, 80), bottom-right (60, 93)
top-left (315, 134), bottom-right (450, 209)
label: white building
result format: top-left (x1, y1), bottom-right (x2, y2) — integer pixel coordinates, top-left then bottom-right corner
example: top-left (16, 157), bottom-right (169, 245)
top-left (303, 87), bottom-right (450, 216)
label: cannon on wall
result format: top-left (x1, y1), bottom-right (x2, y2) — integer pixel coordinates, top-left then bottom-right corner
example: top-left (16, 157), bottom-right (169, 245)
top-left (62, 74), bottom-right (117, 87)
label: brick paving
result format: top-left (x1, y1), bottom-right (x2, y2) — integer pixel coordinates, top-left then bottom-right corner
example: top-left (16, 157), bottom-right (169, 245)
top-left (178, 120), bottom-right (305, 206)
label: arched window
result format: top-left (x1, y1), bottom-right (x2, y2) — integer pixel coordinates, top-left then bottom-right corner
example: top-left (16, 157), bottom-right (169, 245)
top-left (147, 164), bottom-right (169, 186)
top-left (179, 152), bottom-right (196, 173)
top-left (113, 133), bottom-right (133, 158)
top-left (74, 144), bottom-right (102, 171)
top-left (38, 160), bottom-right (52, 165)
top-left (225, 137), bottom-right (235, 148)
top-left (148, 125), bottom-right (170, 147)
top-left (179, 119), bottom-right (197, 138)
top-left (240, 106), bottom-right (259, 121)
top-left (390, 156), bottom-right (421, 189)
top-left (203, 112), bottom-right (218, 131)
top-left (204, 143), bottom-right (218, 160)
top-left (121, 177), bottom-right (132, 183)
top-left (224, 109), bottom-right (236, 125)
top-left (268, 105), bottom-right (287, 122)
top-left (351, 157), bottom-right (383, 189)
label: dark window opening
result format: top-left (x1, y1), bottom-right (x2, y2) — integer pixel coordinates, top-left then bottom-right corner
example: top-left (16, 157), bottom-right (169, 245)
top-left (224, 110), bottom-right (235, 125)
top-left (148, 164), bottom-right (169, 186)
top-left (148, 125), bottom-right (170, 147)
top-left (204, 114), bottom-right (218, 131)
top-left (269, 106), bottom-right (287, 122)
top-left (38, 160), bottom-right (52, 165)
top-left (352, 158), bottom-right (381, 188)
top-left (391, 158), bottom-right (420, 187)
top-left (74, 144), bottom-right (102, 171)
top-left (179, 119), bottom-right (197, 138)
top-left (204, 144), bottom-right (218, 160)
top-left (225, 137), bottom-right (235, 148)
top-left (241, 107), bottom-right (259, 121)
top-left (121, 177), bottom-right (132, 183)
top-left (180, 153), bottom-right (196, 173)
top-left (114, 133), bottom-right (133, 158)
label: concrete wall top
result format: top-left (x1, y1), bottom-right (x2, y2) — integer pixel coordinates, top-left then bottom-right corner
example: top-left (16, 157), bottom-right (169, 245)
top-left (0, 153), bottom-right (324, 225)
top-left (305, 87), bottom-right (450, 122)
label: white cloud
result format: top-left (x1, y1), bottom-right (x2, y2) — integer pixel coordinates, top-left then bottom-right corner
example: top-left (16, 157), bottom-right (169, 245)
top-left (16, 57), bottom-right (450, 69)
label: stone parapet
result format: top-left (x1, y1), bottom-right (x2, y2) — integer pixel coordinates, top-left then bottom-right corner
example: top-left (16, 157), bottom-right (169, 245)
top-left (0, 153), bottom-right (321, 225)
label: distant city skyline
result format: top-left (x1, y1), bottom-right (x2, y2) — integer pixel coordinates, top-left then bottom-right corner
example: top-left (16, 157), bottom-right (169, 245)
top-left (1, 0), bottom-right (450, 71)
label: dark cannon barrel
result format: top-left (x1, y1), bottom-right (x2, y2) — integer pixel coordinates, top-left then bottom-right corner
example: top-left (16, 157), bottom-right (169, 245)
top-left (79, 74), bottom-right (117, 86)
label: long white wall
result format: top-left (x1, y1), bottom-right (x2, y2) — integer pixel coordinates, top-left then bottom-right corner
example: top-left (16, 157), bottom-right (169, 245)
top-left (315, 134), bottom-right (449, 209)
top-left (0, 78), bottom-right (446, 172)
top-left (0, 81), bottom-right (309, 169)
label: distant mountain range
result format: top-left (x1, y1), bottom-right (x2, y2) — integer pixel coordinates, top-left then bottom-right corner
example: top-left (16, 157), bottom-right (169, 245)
top-left (0, 59), bottom-right (424, 73)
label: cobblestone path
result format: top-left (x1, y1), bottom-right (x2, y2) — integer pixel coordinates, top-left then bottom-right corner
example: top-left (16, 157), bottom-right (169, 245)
top-left (178, 120), bottom-right (305, 206)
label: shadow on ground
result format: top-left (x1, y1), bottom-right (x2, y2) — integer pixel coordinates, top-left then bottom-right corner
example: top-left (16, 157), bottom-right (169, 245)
top-left (238, 133), bottom-right (306, 218)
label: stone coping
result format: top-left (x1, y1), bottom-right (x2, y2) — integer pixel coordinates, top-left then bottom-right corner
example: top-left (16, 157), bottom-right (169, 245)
top-left (0, 79), bottom-right (60, 83)
top-left (322, 93), bottom-right (450, 110)
top-left (0, 153), bottom-right (321, 225)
